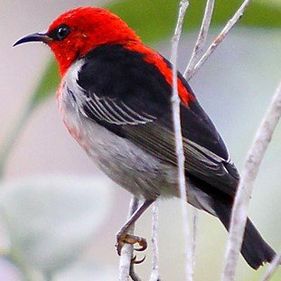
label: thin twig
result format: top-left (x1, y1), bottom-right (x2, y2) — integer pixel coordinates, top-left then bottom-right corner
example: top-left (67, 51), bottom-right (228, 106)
top-left (149, 201), bottom-right (160, 281)
top-left (170, 1), bottom-right (193, 281)
top-left (119, 197), bottom-right (140, 281)
top-left (184, 0), bottom-right (215, 79)
top-left (186, 0), bottom-right (251, 81)
top-left (221, 80), bottom-right (281, 281)
top-left (191, 208), bottom-right (199, 272)
top-left (261, 252), bottom-right (281, 281)
top-left (183, 0), bottom-right (214, 275)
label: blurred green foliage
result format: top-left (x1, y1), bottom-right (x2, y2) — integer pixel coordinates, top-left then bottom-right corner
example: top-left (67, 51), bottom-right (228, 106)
top-left (109, 0), bottom-right (281, 44)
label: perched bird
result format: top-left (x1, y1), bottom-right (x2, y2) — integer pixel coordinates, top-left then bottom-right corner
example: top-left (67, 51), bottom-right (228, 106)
top-left (14, 7), bottom-right (276, 269)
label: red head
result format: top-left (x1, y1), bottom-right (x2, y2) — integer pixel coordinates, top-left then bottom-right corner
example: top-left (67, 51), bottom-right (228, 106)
top-left (14, 7), bottom-right (140, 75)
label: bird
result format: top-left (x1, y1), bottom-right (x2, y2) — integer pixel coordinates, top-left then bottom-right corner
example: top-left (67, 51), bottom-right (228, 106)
top-left (14, 6), bottom-right (276, 269)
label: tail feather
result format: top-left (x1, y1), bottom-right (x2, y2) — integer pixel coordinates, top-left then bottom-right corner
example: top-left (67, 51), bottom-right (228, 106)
top-left (240, 219), bottom-right (275, 269)
top-left (214, 201), bottom-right (276, 269)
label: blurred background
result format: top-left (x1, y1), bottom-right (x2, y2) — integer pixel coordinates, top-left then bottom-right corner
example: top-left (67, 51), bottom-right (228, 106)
top-left (1, 0), bottom-right (281, 280)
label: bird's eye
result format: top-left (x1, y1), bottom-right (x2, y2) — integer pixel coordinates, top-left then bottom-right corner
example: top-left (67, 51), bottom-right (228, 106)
top-left (49, 24), bottom-right (71, 41)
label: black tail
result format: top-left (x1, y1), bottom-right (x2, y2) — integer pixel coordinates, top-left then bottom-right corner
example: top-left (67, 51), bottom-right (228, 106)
top-left (214, 201), bottom-right (276, 269)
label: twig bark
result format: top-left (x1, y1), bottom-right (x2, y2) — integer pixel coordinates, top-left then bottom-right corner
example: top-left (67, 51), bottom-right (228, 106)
top-left (149, 201), bottom-right (160, 281)
top-left (191, 208), bottom-right (199, 269)
top-left (183, 0), bottom-right (215, 274)
top-left (261, 252), bottom-right (281, 281)
top-left (186, 0), bottom-right (251, 81)
top-left (184, 0), bottom-right (215, 80)
top-left (170, 1), bottom-right (193, 280)
top-left (221, 80), bottom-right (281, 281)
top-left (119, 197), bottom-right (140, 281)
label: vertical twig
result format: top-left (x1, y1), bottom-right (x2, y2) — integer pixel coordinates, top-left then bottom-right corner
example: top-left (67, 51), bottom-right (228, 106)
top-left (183, 0), bottom-right (215, 275)
top-left (170, 1), bottom-right (193, 281)
top-left (261, 252), bottom-right (281, 281)
top-left (149, 201), bottom-right (160, 281)
top-left (191, 208), bottom-right (199, 271)
top-left (186, 0), bottom-right (251, 81)
top-left (221, 80), bottom-right (281, 281)
top-left (184, 0), bottom-right (215, 79)
top-left (119, 197), bottom-right (140, 281)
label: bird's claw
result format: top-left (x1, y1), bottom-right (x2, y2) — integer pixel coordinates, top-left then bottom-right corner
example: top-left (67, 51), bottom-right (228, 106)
top-left (116, 233), bottom-right (147, 256)
top-left (134, 238), bottom-right (147, 252)
top-left (131, 254), bottom-right (146, 264)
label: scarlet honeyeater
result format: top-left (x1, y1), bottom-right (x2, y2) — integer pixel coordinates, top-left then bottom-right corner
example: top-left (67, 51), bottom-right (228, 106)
top-left (14, 7), bottom-right (276, 269)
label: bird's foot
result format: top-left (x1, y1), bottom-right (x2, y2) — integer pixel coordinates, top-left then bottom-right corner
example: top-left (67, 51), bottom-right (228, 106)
top-left (116, 233), bottom-right (147, 259)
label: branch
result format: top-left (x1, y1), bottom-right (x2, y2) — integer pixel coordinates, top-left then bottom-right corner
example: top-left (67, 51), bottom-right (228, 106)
top-left (149, 201), bottom-right (160, 281)
top-left (170, 1), bottom-right (193, 280)
top-left (182, 0), bottom-right (215, 274)
top-left (186, 0), bottom-right (251, 81)
top-left (183, 0), bottom-right (215, 79)
top-left (119, 197), bottom-right (140, 281)
top-left (221, 80), bottom-right (281, 281)
top-left (261, 252), bottom-right (281, 281)
top-left (191, 208), bottom-right (199, 269)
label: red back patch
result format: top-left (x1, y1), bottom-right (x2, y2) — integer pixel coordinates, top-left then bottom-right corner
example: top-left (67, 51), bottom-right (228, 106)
top-left (125, 42), bottom-right (192, 106)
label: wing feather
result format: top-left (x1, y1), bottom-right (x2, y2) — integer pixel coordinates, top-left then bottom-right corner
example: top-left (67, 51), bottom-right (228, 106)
top-left (123, 121), bottom-right (239, 196)
top-left (81, 94), bottom-right (156, 125)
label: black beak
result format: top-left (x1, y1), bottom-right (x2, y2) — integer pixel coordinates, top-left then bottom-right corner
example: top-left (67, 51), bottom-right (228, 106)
top-left (13, 32), bottom-right (51, 47)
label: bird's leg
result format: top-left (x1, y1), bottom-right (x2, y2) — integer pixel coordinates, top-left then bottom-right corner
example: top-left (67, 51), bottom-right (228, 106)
top-left (116, 199), bottom-right (155, 256)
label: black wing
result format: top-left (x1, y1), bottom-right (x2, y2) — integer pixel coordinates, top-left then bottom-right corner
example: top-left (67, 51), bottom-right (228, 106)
top-left (77, 44), bottom-right (239, 197)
